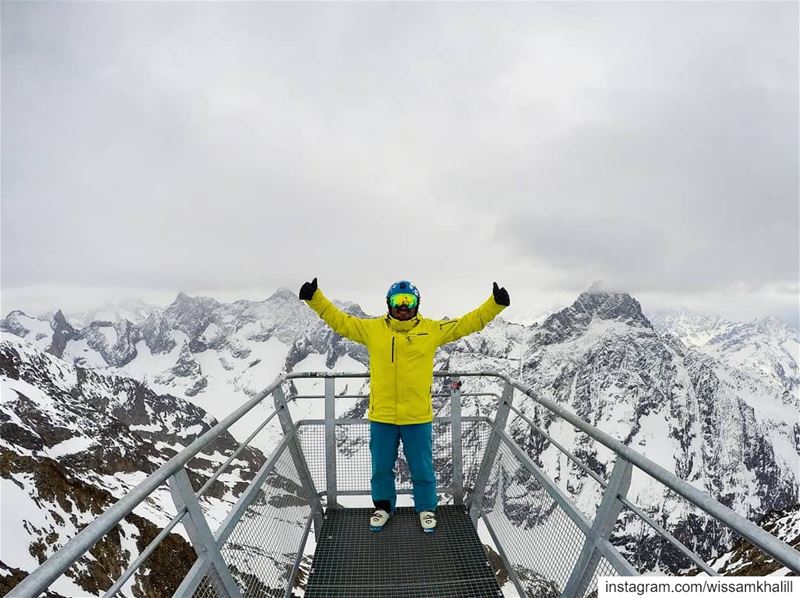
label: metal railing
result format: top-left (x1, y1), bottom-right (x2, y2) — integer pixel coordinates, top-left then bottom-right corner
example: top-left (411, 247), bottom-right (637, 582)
top-left (9, 370), bottom-right (800, 598)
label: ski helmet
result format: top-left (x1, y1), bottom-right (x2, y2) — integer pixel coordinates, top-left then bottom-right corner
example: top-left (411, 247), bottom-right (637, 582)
top-left (386, 280), bottom-right (421, 311)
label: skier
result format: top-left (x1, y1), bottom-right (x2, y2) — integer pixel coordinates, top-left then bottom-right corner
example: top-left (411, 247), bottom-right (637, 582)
top-left (299, 278), bottom-right (510, 533)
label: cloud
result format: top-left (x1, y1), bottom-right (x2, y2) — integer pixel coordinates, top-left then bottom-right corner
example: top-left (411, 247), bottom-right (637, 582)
top-left (1, 2), bottom-right (797, 324)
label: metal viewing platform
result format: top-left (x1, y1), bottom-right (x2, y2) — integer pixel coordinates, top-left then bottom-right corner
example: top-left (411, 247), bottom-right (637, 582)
top-left (9, 371), bottom-right (800, 598)
top-left (306, 505), bottom-right (501, 598)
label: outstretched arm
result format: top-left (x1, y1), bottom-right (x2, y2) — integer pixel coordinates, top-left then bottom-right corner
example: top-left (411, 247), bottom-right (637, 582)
top-left (300, 278), bottom-right (370, 345)
top-left (435, 282), bottom-right (510, 346)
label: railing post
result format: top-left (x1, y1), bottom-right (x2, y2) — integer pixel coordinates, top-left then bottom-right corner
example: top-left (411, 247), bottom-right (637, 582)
top-left (468, 381), bottom-right (513, 525)
top-left (273, 385), bottom-right (325, 534)
top-left (450, 377), bottom-right (464, 505)
top-left (563, 456), bottom-right (633, 598)
top-left (324, 377), bottom-right (341, 508)
top-left (169, 468), bottom-right (243, 598)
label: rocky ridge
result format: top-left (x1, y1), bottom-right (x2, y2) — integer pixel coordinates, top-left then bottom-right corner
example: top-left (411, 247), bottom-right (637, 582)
top-left (0, 336), bottom-right (269, 596)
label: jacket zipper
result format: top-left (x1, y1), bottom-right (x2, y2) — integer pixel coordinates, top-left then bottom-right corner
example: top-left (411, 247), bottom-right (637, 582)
top-left (393, 335), bottom-right (398, 421)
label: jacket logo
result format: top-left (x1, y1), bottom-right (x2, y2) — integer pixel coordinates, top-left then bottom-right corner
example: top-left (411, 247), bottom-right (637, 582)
top-left (406, 332), bottom-right (429, 344)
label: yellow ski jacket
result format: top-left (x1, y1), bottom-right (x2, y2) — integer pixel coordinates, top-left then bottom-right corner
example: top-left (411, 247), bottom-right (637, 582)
top-left (305, 289), bottom-right (506, 425)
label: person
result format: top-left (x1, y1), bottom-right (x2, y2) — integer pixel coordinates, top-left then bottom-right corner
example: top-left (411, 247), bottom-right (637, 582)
top-left (299, 277), bottom-right (510, 533)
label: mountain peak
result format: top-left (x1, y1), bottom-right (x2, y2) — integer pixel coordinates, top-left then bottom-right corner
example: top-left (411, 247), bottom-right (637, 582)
top-left (169, 292), bottom-right (219, 309)
top-left (268, 288), bottom-right (298, 302)
top-left (336, 300), bottom-right (370, 318)
top-left (709, 315), bottom-right (800, 347)
top-left (52, 309), bottom-right (74, 330)
top-left (4, 309), bottom-right (29, 319)
top-left (47, 310), bottom-right (77, 358)
top-left (573, 287), bottom-right (649, 325)
top-left (755, 315), bottom-right (794, 335)
top-left (165, 293), bottom-right (221, 346)
top-left (587, 279), bottom-right (608, 294)
top-left (538, 285), bottom-right (652, 344)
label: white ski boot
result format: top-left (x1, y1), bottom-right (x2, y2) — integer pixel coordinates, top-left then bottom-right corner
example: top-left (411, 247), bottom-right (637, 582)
top-left (370, 509), bottom-right (392, 532)
top-left (419, 511), bottom-right (436, 534)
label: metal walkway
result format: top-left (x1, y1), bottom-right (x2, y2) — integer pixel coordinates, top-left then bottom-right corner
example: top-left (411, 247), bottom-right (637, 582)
top-left (306, 505), bottom-right (502, 598)
top-left (9, 370), bottom-right (800, 598)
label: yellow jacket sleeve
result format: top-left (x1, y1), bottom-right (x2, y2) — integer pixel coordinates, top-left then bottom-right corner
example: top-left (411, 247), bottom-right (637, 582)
top-left (305, 290), bottom-right (371, 345)
top-left (435, 296), bottom-right (506, 346)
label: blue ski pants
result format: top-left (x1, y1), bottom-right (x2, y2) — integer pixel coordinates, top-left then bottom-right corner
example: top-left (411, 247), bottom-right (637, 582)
top-left (370, 421), bottom-right (437, 513)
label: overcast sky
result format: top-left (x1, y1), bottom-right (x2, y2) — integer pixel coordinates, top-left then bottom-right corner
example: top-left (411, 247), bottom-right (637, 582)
top-left (2, 2), bottom-right (798, 326)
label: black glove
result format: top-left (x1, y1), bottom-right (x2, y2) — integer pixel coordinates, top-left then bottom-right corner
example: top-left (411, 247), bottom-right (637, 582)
top-left (299, 277), bottom-right (318, 300)
top-left (493, 282), bottom-right (510, 306)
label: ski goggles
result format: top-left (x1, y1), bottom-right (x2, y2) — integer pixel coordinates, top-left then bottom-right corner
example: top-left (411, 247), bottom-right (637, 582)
top-left (388, 293), bottom-right (419, 309)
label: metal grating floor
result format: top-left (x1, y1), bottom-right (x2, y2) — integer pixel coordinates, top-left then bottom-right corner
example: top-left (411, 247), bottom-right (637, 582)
top-left (305, 505), bottom-right (503, 598)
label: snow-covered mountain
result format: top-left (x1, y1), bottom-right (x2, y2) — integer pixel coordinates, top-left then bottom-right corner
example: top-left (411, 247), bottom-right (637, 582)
top-left (2, 289), bottom-right (371, 450)
top-left (711, 505), bottom-right (800, 576)
top-left (0, 336), bottom-right (270, 596)
top-left (509, 293), bottom-right (798, 572)
top-left (649, 310), bottom-right (736, 348)
top-left (634, 499), bottom-right (800, 579)
top-left (707, 504), bottom-right (800, 576)
top-left (429, 289), bottom-right (799, 572)
top-left (2, 286), bottom-right (798, 583)
top-left (52, 298), bottom-right (158, 330)
top-left (651, 309), bottom-right (799, 398)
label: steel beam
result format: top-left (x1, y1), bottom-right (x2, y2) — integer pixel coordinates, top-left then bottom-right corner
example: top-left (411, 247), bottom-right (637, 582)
top-left (169, 468), bottom-right (243, 598)
top-left (324, 377), bottom-right (341, 508)
top-left (563, 457), bottom-right (633, 598)
top-left (468, 381), bottom-right (514, 524)
top-left (450, 377), bottom-right (464, 505)
top-left (274, 385), bottom-right (324, 534)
